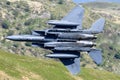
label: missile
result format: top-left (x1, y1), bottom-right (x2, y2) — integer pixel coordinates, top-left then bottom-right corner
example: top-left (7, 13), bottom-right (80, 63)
top-left (58, 33), bottom-right (97, 40)
top-left (54, 47), bottom-right (91, 51)
top-left (46, 32), bottom-right (97, 40)
top-left (44, 41), bottom-right (96, 48)
top-left (45, 54), bottom-right (78, 58)
top-left (6, 35), bottom-right (44, 42)
top-left (77, 41), bottom-right (96, 46)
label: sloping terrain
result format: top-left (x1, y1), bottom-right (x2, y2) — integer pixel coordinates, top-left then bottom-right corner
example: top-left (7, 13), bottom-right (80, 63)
top-left (0, 50), bottom-right (120, 80)
top-left (0, 0), bottom-right (120, 75)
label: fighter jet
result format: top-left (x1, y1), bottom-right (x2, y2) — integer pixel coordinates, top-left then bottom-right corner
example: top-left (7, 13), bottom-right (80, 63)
top-left (6, 5), bottom-right (105, 75)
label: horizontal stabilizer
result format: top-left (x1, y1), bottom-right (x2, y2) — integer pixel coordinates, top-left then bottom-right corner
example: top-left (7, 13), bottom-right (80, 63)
top-left (88, 18), bottom-right (105, 33)
top-left (88, 49), bottom-right (102, 64)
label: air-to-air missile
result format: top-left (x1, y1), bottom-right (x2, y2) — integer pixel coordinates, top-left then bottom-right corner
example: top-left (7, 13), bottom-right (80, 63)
top-left (44, 41), bottom-right (96, 48)
top-left (6, 5), bottom-right (105, 75)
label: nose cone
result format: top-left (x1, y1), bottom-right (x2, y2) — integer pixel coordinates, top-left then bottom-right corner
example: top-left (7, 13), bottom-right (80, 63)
top-left (6, 36), bottom-right (16, 40)
top-left (6, 35), bottom-right (26, 41)
top-left (6, 35), bottom-right (23, 41)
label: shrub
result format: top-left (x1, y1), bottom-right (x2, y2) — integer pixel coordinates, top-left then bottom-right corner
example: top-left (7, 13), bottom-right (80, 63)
top-left (24, 6), bottom-right (30, 12)
top-left (25, 42), bottom-right (31, 47)
top-left (58, 0), bottom-right (64, 4)
top-left (7, 30), bottom-right (14, 36)
top-left (2, 20), bottom-right (9, 29)
top-left (12, 10), bottom-right (19, 17)
top-left (13, 43), bottom-right (19, 48)
top-left (114, 53), bottom-right (120, 59)
top-left (6, 1), bottom-right (10, 5)
top-left (24, 19), bottom-right (34, 26)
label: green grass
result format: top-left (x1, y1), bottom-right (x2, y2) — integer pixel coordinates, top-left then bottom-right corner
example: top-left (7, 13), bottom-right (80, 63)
top-left (0, 50), bottom-right (120, 80)
top-left (80, 68), bottom-right (120, 80)
top-left (0, 50), bottom-right (74, 80)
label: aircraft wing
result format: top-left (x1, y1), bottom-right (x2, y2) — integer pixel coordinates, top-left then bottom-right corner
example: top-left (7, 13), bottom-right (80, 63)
top-left (46, 51), bottom-right (80, 75)
top-left (62, 5), bottom-right (84, 26)
top-left (59, 56), bottom-right (80, 75)
top-left (48, 5), bottom-right (84, 30)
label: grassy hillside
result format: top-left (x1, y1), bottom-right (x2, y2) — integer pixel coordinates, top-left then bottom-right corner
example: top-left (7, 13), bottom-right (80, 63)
top-left (0, 49), bottom-right (74, 80)
top-left (0, 0), bottom-right (120, 76)
top-left (0, 50), bottom-right (120, 80)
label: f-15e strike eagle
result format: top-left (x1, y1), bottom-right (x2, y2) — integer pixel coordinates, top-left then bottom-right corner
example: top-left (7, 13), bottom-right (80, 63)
top-left (6, 5), bottom-right (105, 75)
